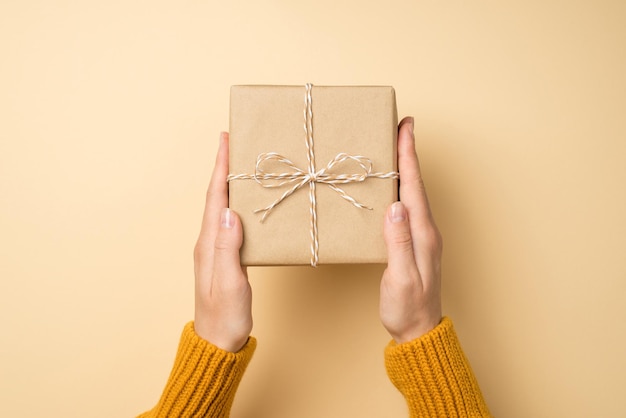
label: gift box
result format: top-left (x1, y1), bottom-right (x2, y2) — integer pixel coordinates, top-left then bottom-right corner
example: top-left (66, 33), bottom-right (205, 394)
top-left (228, 84), bottom-right (398, 266)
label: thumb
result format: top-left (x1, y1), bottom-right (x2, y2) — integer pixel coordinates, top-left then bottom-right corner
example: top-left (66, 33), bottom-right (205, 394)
top-left (384, 202), bottom-right (416, 271)
top-left (213, 208), bottom-right (244, 275)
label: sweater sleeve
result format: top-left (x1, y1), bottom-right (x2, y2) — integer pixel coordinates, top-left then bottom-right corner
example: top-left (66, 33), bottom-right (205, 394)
top-left (384, 317), bottom-right (491, 418)
top-left (137, 322), bottom-right (256, 418)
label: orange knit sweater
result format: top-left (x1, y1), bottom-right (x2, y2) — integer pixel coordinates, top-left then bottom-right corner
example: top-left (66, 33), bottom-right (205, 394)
top-left (139, 317), bottom-right (490, 417)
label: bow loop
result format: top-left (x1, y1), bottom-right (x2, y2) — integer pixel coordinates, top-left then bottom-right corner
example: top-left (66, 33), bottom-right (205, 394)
top-left (317, 153), bottom-right (373, 184)
top-left (253, 152), bottom-right (305, 188)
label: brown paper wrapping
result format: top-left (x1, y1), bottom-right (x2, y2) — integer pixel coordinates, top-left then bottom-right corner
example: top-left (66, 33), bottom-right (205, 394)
top-left (229, 85), bottom-right (398, 266)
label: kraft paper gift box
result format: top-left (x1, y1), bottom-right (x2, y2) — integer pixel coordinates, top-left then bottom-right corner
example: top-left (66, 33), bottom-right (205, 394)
top-left (228, 84), bottom-right (398, 266)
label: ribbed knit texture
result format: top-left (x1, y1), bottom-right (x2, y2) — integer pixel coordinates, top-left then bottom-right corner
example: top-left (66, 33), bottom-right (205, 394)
top-left (385, 317), bottom-right (492, 418)
top-left (138, 322), bottom-right (256, 418)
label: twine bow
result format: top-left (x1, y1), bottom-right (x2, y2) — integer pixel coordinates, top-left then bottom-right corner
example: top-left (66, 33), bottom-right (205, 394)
top-left (228, 83), bottom-right (398, 266)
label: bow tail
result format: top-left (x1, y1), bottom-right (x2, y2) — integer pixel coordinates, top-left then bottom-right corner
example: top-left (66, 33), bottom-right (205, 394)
top-left (326, 184), bottom-right (374, 211)
top-left (254, 177), bottom-right (310, 222)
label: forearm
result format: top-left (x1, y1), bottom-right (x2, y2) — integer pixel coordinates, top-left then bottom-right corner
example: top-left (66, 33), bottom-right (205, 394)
top-left (385, 317), bottom-right (491, 418)
top-left (138, 322), bottom-right (255, 418)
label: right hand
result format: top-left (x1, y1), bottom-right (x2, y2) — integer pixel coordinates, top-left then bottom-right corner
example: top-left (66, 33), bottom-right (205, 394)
top-left (379, 117), bottom-right (443, 344)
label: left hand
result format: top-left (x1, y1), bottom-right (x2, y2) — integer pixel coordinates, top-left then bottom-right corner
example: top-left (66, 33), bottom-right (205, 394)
top-left (193, 132), bottom-right (252, 353)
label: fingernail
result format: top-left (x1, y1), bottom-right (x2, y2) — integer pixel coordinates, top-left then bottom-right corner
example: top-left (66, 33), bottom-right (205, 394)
top-left (407, 117), bottom-right (415, 137)
top-left (389, 201), bottom-right (406, 223)
top-left (221, 208), bottom-right (234, 229)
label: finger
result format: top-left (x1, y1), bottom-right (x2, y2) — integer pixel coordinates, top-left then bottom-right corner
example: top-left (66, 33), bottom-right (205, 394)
top-left (397, 119), bottom-right (443, 277)
top-left (213, 208), bottom-right (245, 283)
top-left (198, 132), bottom-right (230, 244)
top-left (383, 201), bottom-right (419, 277)
top-left (397, 117), bottom-right (433, 225)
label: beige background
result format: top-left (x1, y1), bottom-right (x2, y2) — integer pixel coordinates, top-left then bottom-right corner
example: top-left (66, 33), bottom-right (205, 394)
top-left (1, 1), bottom-right (625, 417)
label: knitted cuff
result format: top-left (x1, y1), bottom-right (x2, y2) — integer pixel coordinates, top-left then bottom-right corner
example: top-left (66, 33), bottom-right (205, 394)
top-left (384, 317), bottom-right (491, 418)
top-left (140, 322), bottom-right (256, 418)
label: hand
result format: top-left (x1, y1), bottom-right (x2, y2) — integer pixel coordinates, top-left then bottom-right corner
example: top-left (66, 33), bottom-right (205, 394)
top-left (380, 117), bottom-right (443, 344)
top-left (193, 132), bottom-right (252, 352)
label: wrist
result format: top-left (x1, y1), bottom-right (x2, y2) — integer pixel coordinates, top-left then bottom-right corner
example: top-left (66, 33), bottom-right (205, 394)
top-left (193, 319), bottom-right (249, 353)
top-left (391, 315), bottom-right (443, 344)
